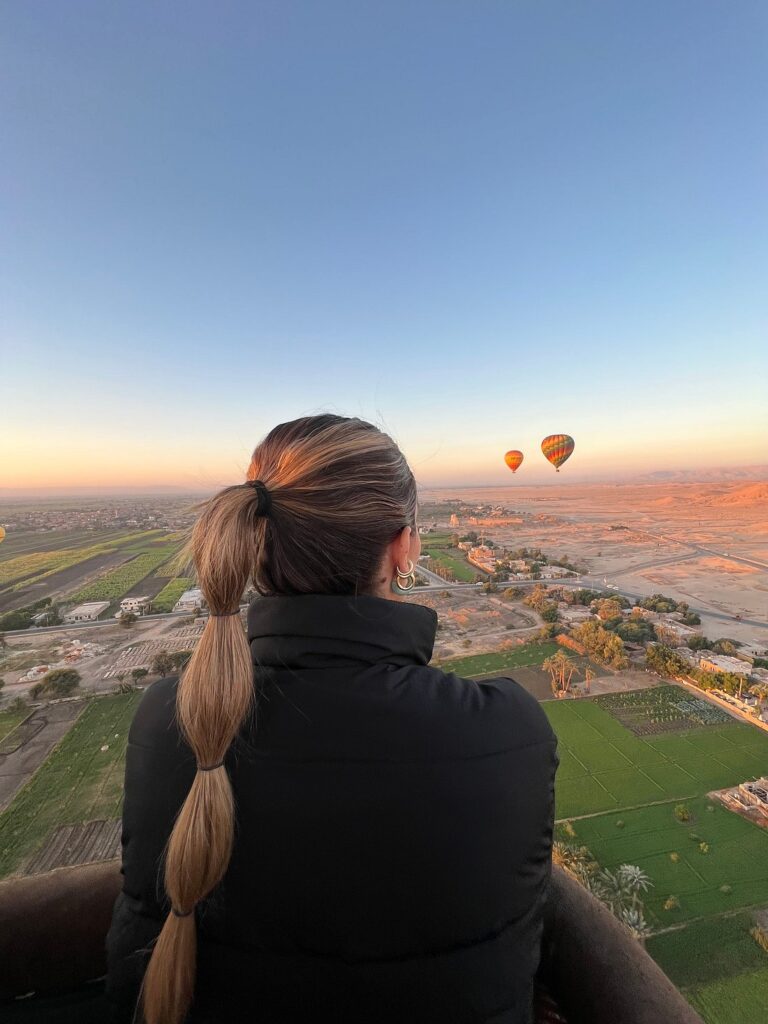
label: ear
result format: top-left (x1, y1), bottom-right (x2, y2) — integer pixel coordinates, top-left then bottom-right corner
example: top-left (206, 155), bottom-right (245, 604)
top-left (389, 526), bottom-right (420, 572)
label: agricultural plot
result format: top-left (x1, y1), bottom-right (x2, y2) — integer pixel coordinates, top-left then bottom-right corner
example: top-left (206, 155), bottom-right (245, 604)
top-left (647, 913), bottom-right (768, 990)
top-left (103, 630), bottom-right (202, 677)
top-left (544, 698), bottom-right (768, 819)
top-left (599, 686), bottom-right (732, 736)
top-left (548, 691), bottom-right (768, 1024)
top-left (0, 530), bottom-right (167, 590)
top-left (688, 967), bottom-right (768, 1024)
top-left (151, 576), bottom-right (194, 612)
top-left (648, 916), bottom-right (768, 1024)
top-left (0, 528), bottom-right (142, 562)
top-left (0, 692), bottom-right (142, 878)
top-left (438, 641), bottom-right (560, 678)
top-left (70, 542), bottom-right (182, 603)
top-left (568, 798), bottom-right (768, 926)
top-left (419, 532), bottom-right (456, 549)
top-left (425, 547), bottom-right (478, 581)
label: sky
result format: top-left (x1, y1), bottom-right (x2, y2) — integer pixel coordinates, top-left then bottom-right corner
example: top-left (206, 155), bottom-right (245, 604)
top-left (2, 1), bottom-right (767, 490)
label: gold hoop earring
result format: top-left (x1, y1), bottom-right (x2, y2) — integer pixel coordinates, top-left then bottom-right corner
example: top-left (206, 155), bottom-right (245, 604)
top-left (391, 558), bottom-right (416, 594)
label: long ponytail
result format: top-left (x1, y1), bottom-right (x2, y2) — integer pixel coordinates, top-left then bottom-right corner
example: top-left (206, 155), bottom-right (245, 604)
top-left (141, 486), bottom-right (261, 1024)
top-left (140, 415), bottom-right (418, 1022)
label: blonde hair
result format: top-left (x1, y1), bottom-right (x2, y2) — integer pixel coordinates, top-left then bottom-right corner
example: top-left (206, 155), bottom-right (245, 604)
top-left (141, 415), bottom-right (417, 1024)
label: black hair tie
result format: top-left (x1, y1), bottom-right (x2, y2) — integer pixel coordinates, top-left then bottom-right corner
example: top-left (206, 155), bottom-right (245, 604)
top-left (172, 906), bottom-right (194, 918)
top-left (245, 479), bottom-right (272, 517)
top-left (198, 761), bottom-right (225, 772)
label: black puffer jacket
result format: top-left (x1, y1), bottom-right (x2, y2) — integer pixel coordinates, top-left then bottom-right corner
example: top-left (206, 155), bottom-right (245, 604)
top-left (107, 595), bottom-right (557, 1023)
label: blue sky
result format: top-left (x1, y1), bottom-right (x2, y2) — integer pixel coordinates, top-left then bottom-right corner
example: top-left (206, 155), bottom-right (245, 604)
top-left (2, 1), bottom-right (766, 489)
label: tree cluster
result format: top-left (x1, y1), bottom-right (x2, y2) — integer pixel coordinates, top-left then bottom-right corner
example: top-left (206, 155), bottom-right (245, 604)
top-left (570, 620), bottom-right (628, 669)
top-left (30, 668), bottom-right (81, 701)
top-left (151, 650), bottom-right (193, 677)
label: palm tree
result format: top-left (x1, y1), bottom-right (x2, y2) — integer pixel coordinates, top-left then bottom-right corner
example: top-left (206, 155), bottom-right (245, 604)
top-left (617, 864), bottom-right (652, 908)
top-left (619, 906), bottom-right (652, 939)
top-left (584, 666), bottom-right (595, 694)
top-left (543, 651), bottom-right (575, 698)
top-left (593, 868), bottom-right (630, 916)
top-left (749, 683), bottom-right (768, 715)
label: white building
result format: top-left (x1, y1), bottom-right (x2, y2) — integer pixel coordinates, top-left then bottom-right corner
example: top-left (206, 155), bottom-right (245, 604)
top-left (63, 601), bottom-right (110, 623)
top-left (174, 588), bottom-right (205, 613)
top-left (119, 595), bottom-right (151, 615)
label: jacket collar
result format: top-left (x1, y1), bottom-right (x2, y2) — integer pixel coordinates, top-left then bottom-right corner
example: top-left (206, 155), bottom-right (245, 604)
top-left (247, 594), bottom-right (437, 671)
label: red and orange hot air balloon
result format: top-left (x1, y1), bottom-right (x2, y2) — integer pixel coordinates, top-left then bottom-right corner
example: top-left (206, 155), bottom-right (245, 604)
top-left (541, 434), bottom-right (575, 472)
top-left (504, 450), bottom-right (524, 474)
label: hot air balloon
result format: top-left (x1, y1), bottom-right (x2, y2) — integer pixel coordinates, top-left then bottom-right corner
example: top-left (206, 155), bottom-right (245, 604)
top-left (504, 450), bottom-right (524, 474)
top-left (541, 434), bottom-right (575, 472)
top-left (0, 526), bottom-right (5, 544)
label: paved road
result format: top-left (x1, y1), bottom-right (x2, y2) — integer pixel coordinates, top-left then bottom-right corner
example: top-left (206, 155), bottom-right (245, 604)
top-left (630, 529), bottom-right (768, 573)
top-left (7, 565), bottom-right (765, 641)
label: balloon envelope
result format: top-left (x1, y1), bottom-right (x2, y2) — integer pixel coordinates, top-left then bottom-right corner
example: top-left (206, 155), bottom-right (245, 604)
top-left (504, 450), bottom-right (524, 473)
top-left (541, 434), bottom-right (575, 471)
top-left (0, 526), bottom-right (5, 544)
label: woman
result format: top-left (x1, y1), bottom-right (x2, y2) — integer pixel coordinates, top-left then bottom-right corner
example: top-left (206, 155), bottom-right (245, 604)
top-left (106, 414), bottom-right (558, 1024)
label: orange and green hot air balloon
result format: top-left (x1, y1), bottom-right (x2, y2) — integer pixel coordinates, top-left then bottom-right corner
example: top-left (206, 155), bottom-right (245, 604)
top-left (504, 450), bottom-right (524, 474)
top-left (541, 434), bottom-right (575, 472)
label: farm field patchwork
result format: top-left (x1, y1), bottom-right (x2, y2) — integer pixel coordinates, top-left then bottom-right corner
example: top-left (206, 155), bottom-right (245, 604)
top-left (544, 693), bottom-right (768, 819)
top-left (546, 689), bottom-right (768, 1024)
top-left (0, 692), bottom-right (142, 879)
top-left (70, 541), bottom-right (182, 603)
top-left (569, 797), bottom-right (768, 925)
top-left (0, 530), bottom-right (168, 589)
top-left (0, 528), bottom-right (151, 563)
top-left (599, 686), bottom-right (733, 735)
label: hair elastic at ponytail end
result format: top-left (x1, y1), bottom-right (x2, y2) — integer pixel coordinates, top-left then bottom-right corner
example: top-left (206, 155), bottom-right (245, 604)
top-left (245, 479), bottom-right (272, 516)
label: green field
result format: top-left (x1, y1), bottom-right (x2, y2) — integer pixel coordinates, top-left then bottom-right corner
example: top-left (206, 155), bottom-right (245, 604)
top-left (152, 577), bottom-right (194, 612)
top-left (439, 641), bottom-right (560, 677)
top-left (647, 914), bottom-right (768, 989)
top-left (419, 532), bottom-right (455, 549)
top-left (569, 798), bottom-right (768, 925)
top-left (545, 696), bottom-right (768, 819)
top-left (687, 966), bottom-right (768, 1024)
top-left (70, 541), bottom-right (182, 603)
top-left (0, 530), bottom-right (169, 589)
top-left (547, 694), bottom-right (768, 1023)
top-left (0, 528), bottom-right (149, 563)
top-left (425, 547), bottom-right (478, 582)
top-left (0, 693), bottom-right (142, 878)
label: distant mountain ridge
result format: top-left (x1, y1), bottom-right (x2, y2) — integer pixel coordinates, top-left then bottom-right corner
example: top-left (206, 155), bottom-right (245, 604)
top-left (712, 482), bottom-right (768, 506)
top-left (628, 465), bottom-right (768, 484)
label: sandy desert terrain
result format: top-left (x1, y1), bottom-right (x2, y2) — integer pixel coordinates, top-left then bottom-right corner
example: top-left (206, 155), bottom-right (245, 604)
top-left (420, 481), bottom-right (768, 647)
